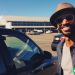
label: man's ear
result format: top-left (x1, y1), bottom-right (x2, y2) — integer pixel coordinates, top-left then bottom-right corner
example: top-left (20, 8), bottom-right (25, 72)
top-left (54, 24), bottom-right (62, 33)
top-left (57, 24), bottom-right (62, 33)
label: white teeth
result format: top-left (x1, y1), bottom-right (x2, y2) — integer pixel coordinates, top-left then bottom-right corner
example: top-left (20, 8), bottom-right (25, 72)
top-left (63, 27), bottom-right (70, 30)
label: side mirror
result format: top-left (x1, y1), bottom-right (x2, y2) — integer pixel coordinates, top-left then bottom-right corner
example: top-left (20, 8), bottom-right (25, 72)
top-left (43, 51), bottom-right (52, 59)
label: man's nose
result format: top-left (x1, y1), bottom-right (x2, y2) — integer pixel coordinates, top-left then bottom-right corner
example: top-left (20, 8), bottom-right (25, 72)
top-left (61, 19), bottom-right (71, 25)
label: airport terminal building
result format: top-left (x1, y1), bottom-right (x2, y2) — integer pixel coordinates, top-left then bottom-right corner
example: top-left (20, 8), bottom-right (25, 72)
top-left (0, 16), bottom-right (55, 33)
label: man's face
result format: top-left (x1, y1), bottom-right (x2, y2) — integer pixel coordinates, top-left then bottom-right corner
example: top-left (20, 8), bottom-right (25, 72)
top-left (55, 13), bottom-right (75, 37)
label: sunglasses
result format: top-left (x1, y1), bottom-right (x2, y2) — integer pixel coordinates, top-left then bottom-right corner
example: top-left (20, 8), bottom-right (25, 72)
top-left (55, 14), bottom-right (74, 24)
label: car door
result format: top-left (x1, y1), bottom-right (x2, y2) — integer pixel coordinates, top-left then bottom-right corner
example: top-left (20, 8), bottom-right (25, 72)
top-left (0, 29), bottom-right (44, 75)
top-left (0, 28), bottom-right (57, 75)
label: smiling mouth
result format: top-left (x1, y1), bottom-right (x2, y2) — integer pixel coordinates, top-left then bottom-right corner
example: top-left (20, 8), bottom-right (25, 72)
top-left (61, 26), bottom-right (71, 33)
top-left (62, 27), bottom-right (70, 30)
top-left (61, 26), bottom-right (70, 30)
top-left (60, 23), bottom-right (72, 29)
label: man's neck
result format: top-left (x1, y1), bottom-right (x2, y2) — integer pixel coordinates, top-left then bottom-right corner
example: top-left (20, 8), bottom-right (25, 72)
top-left (65, 37), bottom-right (74, 47)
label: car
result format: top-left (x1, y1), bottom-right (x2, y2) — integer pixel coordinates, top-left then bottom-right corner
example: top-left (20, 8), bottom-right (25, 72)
top-left (28, 30), bottom-right (43, 35)
top-left (26, 31), bottom-right (42, 35)
top-left (0, 28), bottom-right (57, 75)
top-left (45, 30), bottom-right (53, 34)
top-left (51, 33), bottom-right (64, 51)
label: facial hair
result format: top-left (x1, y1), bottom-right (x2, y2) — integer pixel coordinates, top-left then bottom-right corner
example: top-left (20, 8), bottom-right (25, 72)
top-left (58, 23), bottom-right (75, 38)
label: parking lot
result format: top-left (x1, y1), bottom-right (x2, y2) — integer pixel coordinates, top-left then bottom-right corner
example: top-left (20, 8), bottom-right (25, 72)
top-left (27, 33), bottom-right (57, 56)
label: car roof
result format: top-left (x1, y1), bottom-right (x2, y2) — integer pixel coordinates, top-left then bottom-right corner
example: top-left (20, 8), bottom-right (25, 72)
top-left (0, 28), bottom-right (43, 53)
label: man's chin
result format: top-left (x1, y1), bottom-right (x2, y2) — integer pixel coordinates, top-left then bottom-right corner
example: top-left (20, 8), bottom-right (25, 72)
top-left (62, 32), bottom-right (75, 37)
top-left (62, 32), bottom-right (71, 37)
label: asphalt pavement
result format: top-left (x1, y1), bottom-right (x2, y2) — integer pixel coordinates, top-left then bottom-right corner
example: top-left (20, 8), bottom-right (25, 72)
top-left (27, 33), bottom-right (57, 56)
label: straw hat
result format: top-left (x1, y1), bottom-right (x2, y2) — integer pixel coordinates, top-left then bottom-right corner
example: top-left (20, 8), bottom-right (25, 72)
top-left (50, 3), bottom-right (75, 28)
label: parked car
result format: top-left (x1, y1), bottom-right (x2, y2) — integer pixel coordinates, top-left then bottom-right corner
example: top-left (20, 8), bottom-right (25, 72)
top-left (51, 33), bottom-right (64, 51)
top-left (0, 28), bottom-right (57, 75)
top-left (45, 30), bottom-right (53, 34)
top-left (27, 29), bottom-right (43, 35)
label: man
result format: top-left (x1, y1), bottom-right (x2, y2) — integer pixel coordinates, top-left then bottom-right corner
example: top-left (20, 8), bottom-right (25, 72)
top-left (50, 3), bottom-right (75, 75)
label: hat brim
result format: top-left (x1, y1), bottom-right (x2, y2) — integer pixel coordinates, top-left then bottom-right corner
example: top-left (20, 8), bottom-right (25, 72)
top-left (50, 8), bottom-right (75, 28)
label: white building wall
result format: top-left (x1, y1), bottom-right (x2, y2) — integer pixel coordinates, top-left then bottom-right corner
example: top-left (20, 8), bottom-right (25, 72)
top-left (5, 22), bottom-right (12, 29)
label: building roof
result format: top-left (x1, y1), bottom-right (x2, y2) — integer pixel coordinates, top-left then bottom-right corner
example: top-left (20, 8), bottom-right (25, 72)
top-left (2, 16), bottom-right (50, 22)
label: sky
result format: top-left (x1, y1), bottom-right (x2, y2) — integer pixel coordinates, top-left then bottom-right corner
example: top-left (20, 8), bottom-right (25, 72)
top-left (0, 0), bottom-right (75, 17)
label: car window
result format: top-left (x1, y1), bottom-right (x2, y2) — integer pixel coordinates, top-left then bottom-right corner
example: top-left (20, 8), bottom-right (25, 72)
top-left (4, 35), bottom-right (40, 56)
top-left (5, 36), bottom-right (32, 55)
top-left (3, 35), bottom-right (40, 69)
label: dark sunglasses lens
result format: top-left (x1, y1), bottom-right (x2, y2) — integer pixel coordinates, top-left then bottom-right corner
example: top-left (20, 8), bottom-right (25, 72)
top-left (66, 15), bottom-right (73, 20)
top-left (55, 18), bottom-right (62, 24)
